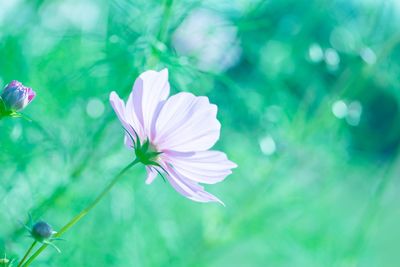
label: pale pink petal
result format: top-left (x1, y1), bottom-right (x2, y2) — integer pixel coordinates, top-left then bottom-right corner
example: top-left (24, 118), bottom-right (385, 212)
top-left (163, 163), bottom-right (224, 204)
top-left (145, 166), bottom-right (159, 184)
top-left (109, 91), bottom-right (137, 147)
top-left (130, 69), bottom-right (170, 141)
top-left (163, 150), bottom-right (237, 184)
top-left (124, 134), bottom-right (134, 148)
top-left (125, 89), bottom-right (145, 140)
top-left (154, 92), bottom-right (221, 152)
top-left (110, 91), bottom-right (128, 127)
top-left (27, 88), bottom-right (36, 102)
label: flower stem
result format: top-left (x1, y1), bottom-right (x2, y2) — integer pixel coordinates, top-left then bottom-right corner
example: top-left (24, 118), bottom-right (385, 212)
top-left (147, 0), bottom-right (174, 68)
top-left (17, 241), bottom-right (37, 267)
top-left (21, 159), bottom-right (139, 267)
top-left (157, 0), bottom-right (173, 43)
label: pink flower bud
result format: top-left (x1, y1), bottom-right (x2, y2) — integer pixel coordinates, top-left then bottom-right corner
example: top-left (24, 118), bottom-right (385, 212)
top-left (1, 80), bottom-right (36, 112)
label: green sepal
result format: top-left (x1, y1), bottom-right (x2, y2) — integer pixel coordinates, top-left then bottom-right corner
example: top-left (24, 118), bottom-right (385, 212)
top-left (9, 112), bottom-right (21, 118)
top-left (142, 139), bottom-right (150, 152)
top-left (134, 139), bottom-right (163, 166)
top-left (132, 127), bottom-right (141, 149)
top-left (146, 151), bottom-right (163, 158)
top-left (0, 98), bottom-right (29, 121)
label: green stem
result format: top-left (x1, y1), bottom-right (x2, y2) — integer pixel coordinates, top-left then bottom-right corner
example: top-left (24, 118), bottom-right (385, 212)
top-left (21, 159), bottom-right (139, 267)
top-left (147, 0), bottom-right (174, 68)
top-left (17, 241), bottom-right (37, 267)
top-left (157, 0), bottom-right (173, 43)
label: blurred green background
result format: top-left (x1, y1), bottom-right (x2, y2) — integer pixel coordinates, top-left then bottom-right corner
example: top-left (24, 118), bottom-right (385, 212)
top-left (1, 0), bottom-right (400, 266)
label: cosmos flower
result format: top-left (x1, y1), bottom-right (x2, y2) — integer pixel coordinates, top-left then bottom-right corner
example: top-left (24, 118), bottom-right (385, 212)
top-left (110, 69), bottom-right (237, 204)
top-left (0, 80), bottom-right (36, 115)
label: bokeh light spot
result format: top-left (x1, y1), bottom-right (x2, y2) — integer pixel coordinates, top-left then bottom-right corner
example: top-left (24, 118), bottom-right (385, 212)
top-left (346, 101), bottom-right (362, 126)
top-left (324, 48), bottom-right (340, 67)
top-left (259, 135), bottom-right (276, 156)
top-left (332, 100), bottom-right (348, 119)
top-left (360, 47), bottom-right (377, 65)
top-left (86, 98), bottom-right (105, 118)
top-left (308, 43), bottom-right (324, 63)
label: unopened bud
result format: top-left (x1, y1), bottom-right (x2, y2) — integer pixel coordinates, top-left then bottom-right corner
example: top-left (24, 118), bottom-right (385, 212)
top-left (0, 80), bottom-right (36, 113)
top-left (31, 221), bottom-right (55, 242)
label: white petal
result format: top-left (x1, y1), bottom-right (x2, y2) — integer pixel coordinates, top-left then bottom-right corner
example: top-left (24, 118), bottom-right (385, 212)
top-left (154, 92), bottom-right (221, 152)
top-left (163, 163), bottom-right (224, 204)
top-left (110, 91), bottom-right (127, 126)
top-left (164, 150), bottom-right (237, 184)
top-left (124, 134), bottom-right (134, 148)
top-left (145, 166), bottom-right (158, 184)
top-left (109, 91), bottom-right (138, 147)
top-left (130, 69), bottom-right (170, 141)
top-left (125, 89), bottom-right (145, 141)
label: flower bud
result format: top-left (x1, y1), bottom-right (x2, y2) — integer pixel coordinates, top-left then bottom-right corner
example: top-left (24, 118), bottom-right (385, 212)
top-left (0, 258), bottom-right (9, 264)
top-left (0, 80), bottom-right (36, 112)
top-left (0, 256), bottom-right (13, 267)
top-left (31, 221), bottom-right (54, 242)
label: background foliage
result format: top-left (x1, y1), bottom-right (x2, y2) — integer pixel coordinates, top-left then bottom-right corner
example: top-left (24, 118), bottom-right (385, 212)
top-left (1, 0), bottom-right (400, 266)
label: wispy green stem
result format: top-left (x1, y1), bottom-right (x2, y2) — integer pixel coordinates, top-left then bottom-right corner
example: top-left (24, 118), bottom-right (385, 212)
top-left (157, 0), bottom-right (174, 43)
top-left (21, 159), bottom-right (139, 267)
top-left (17, 241), bottom-right (37, 267)
top-left (147, 0), bottom-right (174, 68)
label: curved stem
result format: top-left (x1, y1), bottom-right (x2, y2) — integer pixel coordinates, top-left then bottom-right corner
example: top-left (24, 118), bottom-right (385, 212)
top-left (21, 159), bottom-right (139, 267)
top-left (17, 240), bottom-right (37, 267)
